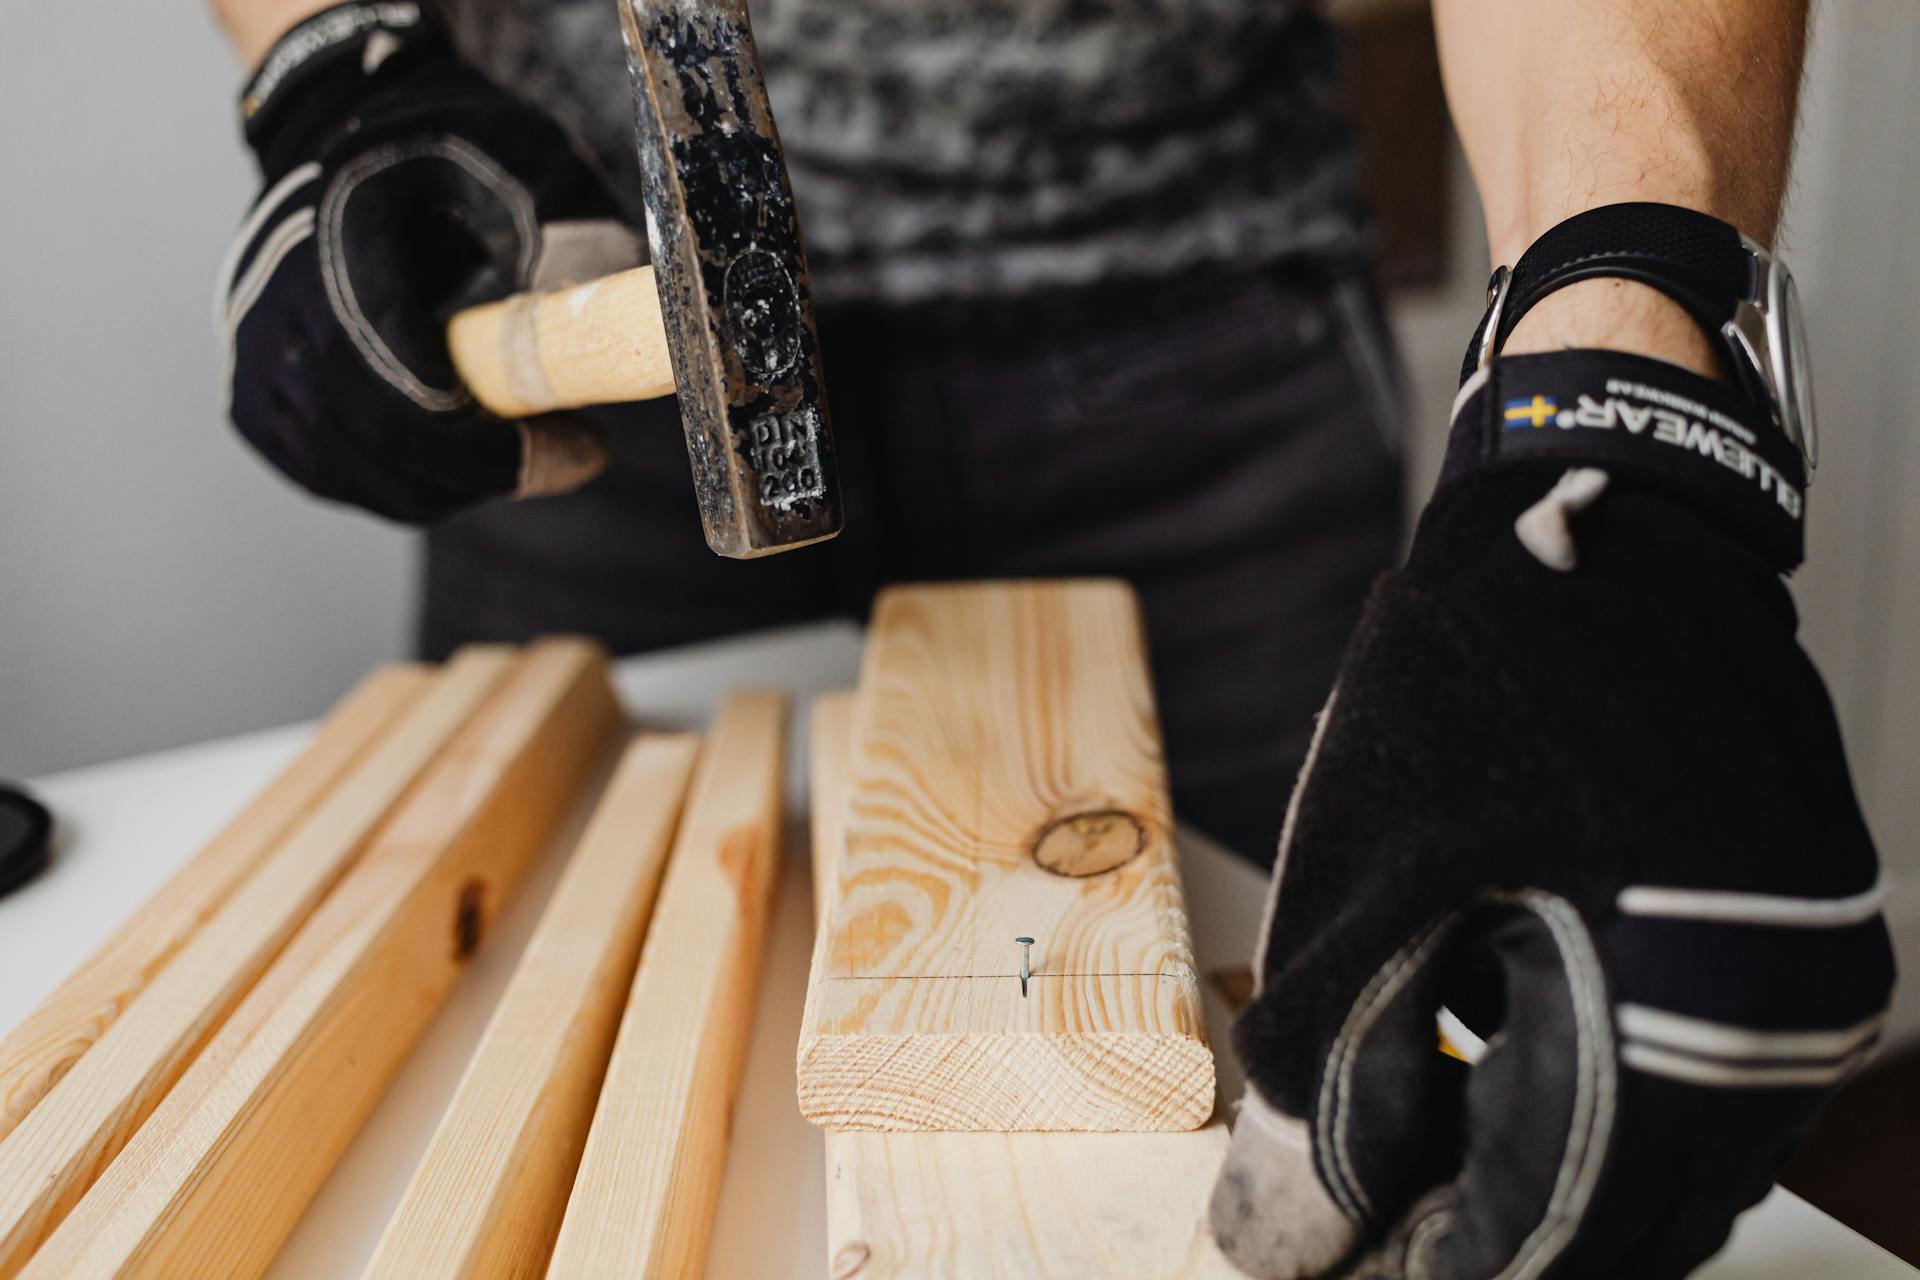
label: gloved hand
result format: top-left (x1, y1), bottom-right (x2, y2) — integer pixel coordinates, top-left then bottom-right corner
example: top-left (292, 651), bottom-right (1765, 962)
top-left (1210, 345), bottom-right (1895, 1279)
top-left (220, 1), bottom-right (642, 523)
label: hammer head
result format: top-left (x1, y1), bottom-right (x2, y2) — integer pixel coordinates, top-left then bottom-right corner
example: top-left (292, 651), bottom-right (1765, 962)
top-left (620, 0), bottom-right (842, 560)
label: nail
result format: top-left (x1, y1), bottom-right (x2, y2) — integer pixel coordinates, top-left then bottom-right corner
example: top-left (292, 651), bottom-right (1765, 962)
top-left (1015, 936), bottom-right (1034, 998)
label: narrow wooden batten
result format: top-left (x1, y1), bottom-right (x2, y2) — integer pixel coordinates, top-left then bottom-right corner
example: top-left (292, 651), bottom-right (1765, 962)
top-left (365, 733), bottom-right (700, 1280)
top-left (0, 664), bottom-right (430, 1142)
top-left (0, 649), bottom-right (518, 1279)
top-left (19, 639), bottom-right (624, 1280)
top-left (546, 690), bottom-right (789, 1278)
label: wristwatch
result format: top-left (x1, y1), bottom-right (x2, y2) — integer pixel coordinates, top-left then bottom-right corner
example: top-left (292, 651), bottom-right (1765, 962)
top-left (1465, 202), bottom-right (1818, 473)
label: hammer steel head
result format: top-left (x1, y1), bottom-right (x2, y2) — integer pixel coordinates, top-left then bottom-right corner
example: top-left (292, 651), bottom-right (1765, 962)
top-left (621, 0), bottom-right (842, 559)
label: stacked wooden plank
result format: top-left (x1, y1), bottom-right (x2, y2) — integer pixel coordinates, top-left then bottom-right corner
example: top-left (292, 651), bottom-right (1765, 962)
top-left (363, 733), bottom-right (700, 1280)
top-left (799, 582), bottom-right (1238, 1276)
top-left (798, 581), bottom-right (1214, 1131)
top-left (0, 639), bottom-right (792, 1279)
top-left (544, 691), bottom-right (787, 1277)
top-left (4, 581), bottom-right (1234, 1276)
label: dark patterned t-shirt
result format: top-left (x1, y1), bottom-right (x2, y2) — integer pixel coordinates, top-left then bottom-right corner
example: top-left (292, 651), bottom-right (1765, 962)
top-left (443, 0), bottom-right (1369, 306)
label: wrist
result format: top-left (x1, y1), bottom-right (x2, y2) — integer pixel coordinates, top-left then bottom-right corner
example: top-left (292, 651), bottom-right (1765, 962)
top-left (1500, 279), bottom-right (1722, 381)
top-left (1466, 203), bottom-right (1819, 468)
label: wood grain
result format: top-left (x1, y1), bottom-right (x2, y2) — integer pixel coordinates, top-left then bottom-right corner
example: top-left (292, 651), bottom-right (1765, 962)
top-left (0, 664), bottom-right (429, 1141)
top-left (805, 692), bottom-right (859, 937)
top-left (364, 732), bottom-right (700, 1280)
top-left (446, 265), bottom-right (674, 417)
top-left (807, 691), bottom-right (1240, 1279)
top-left (823, 1110), bottom-right (1239, 1279)
top-left (545, 690), bottom-right (788, 1278)
top-left (18, 638), bottom-right (624, 1280)
top-left (0, 648), bottom-right (516, 1279)
top-left (797, 581), bottom-right (1213, 1132)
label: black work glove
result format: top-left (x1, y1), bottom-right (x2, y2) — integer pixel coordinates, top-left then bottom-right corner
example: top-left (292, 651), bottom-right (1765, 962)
top-left (221, 1), bottom-right (642, 523)
top-left (1210, 346), bottom-right (1895, 1279)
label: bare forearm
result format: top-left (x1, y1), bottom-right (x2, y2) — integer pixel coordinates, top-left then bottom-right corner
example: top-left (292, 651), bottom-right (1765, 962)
top-left (212, 0), bottom-right (337, 71)
top-left (1434, 0), bottom-right (1809, 367)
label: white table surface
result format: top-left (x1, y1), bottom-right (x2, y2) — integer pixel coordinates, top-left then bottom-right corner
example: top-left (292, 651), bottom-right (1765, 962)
top-left (3, 621), bottom-right (1908, 1279)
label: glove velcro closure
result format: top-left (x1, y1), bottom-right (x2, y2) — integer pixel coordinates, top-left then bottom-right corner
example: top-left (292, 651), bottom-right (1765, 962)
top-left (240, 1), bottom-right (443, 152)
top-left (1443, 351), bottom-right (1806, 572)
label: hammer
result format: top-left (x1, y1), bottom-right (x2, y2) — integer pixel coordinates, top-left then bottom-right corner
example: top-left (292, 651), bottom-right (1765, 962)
top-left (443, 0), bottom-right (840, 560)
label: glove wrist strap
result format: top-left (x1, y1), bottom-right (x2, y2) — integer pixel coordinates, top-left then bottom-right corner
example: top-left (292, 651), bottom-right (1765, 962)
top-left (1462, 204), bottom-right (1751, 384)
top-left (240, 1), bottom-right (439, 148)
top-left (1443, 351), bottom-right (1807, 571)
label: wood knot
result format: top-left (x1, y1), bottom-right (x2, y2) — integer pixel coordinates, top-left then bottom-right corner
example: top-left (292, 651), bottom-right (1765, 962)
top-left (1031, 809), bottom-right (1148, 877)
top-left (831, 1241), bottom-right (872, 1277)
top-left (453, 879), bottom-right (488, 959)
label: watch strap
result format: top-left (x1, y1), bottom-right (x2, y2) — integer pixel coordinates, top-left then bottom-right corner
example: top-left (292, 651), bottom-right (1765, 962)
top-left (1443, 350), bottom-right (1806, 571)
top-left (1461, 203), bottom-right (1754, 383)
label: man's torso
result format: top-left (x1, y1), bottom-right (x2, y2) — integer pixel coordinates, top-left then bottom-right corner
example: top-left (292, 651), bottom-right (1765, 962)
top-left (441, 0), bottom-right (1368, 305)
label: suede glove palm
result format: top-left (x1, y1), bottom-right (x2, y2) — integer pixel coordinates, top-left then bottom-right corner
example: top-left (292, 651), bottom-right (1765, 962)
top-left (221, 1), bottom-right (641, 523)
top-left (1211, 349), bottom-right (1895, 1280)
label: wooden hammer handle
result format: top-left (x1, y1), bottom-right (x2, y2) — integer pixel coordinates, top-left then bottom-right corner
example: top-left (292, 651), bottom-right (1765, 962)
top-left (445, 265), bottom-right (675, 418)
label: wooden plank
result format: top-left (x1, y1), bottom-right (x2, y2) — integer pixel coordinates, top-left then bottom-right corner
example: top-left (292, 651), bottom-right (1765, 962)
top-left (797, 581), bottom-right (1213, 1132)
top-left (545, 690), bottom-right (788, 1278)
top-left (0, 664), bottom-right (430, 1140)
top-left (823, 1100), bottom-right (1238, 1279)
top-left (805, 691), bottom-right (859, 936)
top-left (797, 689), bottom-right (858, 1085)
top-left (19, 638), bottom-right (624, 1280)
top-left (0, 647), bottom-right (517, 1278)
top-left (364, 732), bottom-right (700, 1280)
top-left (807, 692), bottom-right (1240, 1279)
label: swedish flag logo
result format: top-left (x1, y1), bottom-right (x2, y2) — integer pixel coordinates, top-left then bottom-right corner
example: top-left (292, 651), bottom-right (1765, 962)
top-left (1504, 395), bottom-right (1557, 429)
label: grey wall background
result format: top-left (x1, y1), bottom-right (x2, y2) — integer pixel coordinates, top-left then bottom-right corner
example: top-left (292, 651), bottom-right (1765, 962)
top-left (1785, 5), bottom-right (1920, 1035)
top-left (2, 1), bottom-right (1915, 1016)
top-left (0, 3), bottom-right (417, 776)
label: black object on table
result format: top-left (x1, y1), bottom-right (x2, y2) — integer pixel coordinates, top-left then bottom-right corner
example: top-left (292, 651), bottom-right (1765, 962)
top-left (0, 785), bottom-right (52, 897)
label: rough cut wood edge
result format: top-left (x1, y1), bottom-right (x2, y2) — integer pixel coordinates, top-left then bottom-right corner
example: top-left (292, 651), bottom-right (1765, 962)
top-left (0, 648), bottom-right (517, 1280)
top-left (0, 664), bottom-right (430, 1141)
top-left (545, 690), bottom-right (789, 1279)
top-left (807, 691), bottom-right (1240, 1279)
top-left (797, 580), bottom-right (1213, 1132)
top-left (798, 692), bottom-right (858, 1043)
top-left (365, 732), bottom-right (700, 1280)
top-left (805, 693), bottom-right (858, 936)
top-left (446, 265), bottom-right (674, 417)
top-left (19, 638), bottom-right (624, 1280)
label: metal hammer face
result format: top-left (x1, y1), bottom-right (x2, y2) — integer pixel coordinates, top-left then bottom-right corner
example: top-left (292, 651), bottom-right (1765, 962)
top-left (620, 0), bottom-right (842, 559)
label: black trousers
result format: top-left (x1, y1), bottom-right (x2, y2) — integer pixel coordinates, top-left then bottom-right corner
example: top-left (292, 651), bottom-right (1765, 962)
top-left (421, 266), bottom-right (1406, 864)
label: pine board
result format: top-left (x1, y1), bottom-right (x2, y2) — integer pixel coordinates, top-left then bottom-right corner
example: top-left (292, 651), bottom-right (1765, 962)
top-left (797, 581), bottom-right (1213, 1132)
top-left (0, 665), bottom-right (429, 1140)
top-left (19, 638), bottom-right (623, 1279)
top-left (364, 733), bottom-right (700, 1280)
top-left (807, 691), bottom-right (1239, 1279)
top-left (0, 649), bottom-right (516, 1278)
top-left (545, 690), bottom-right (788, 1278)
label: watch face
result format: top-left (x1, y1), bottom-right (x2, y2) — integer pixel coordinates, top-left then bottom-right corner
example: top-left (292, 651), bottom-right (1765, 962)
top-left (1769, 261), bottom-right (1819, 470)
